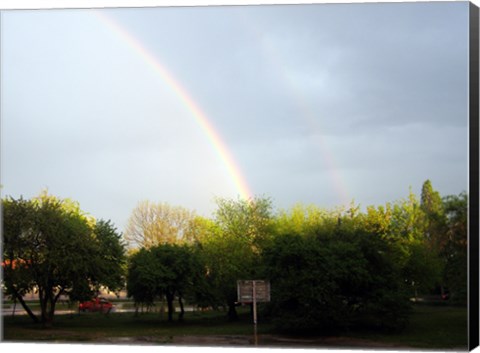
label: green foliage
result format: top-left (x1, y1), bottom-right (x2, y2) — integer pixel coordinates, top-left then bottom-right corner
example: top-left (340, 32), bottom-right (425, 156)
top-left (2, 192), bottom-right (126, 325)
top-left (421, 180), bottom-right (444, 217)
top-left (127, 248), bottom-right (160, 308)
top-left (198, 224), bottom-right (254, 306)
top-left (402, 240), bottom-right (443, 298)
top-left (264, 220), bottom-right (411, 333)
top-left (390, 190), bottom-right (425, 241)
top-left (275, 203), bottom-right (339, 238)
top-left (91, 220), bottom-right (127, 292)
top-left (419, 182), bottom-right (467, 302)
top-left (383, 186), bottom-right (444, 297)
top-left (420, 180), bottom-right (447, 250)
top-left (442, 192), bottom-right (468, 303)
top-left (126, 243), bottom-right (204, 321)
top-left (362, 203), bottom-right (393, 237)
top-left (197, 196), bottom-right (274, 320)
top-left (213, 196), bottom-right (275, 250)
top-left (2, 197), bottom-right (37, 298)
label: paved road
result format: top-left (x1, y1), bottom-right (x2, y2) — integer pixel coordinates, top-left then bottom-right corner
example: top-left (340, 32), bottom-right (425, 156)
top-left (2, 303), bottom-right (197, 316)
top-left (2, 305), bottom-right (134, 316)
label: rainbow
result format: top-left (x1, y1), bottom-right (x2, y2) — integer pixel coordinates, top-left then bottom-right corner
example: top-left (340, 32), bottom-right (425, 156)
top-left (94, 10), bottom-right (253, 201)
top-left (237, 12), bottom-right (350, 206)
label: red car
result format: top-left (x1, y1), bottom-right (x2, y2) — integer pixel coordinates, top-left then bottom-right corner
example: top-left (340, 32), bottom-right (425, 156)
top-left (79, 297), bottom-right (114, 313)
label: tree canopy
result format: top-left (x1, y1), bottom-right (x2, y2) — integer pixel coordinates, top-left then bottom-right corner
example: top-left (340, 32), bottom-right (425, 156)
top-left (2, 191), bottom-right (126, 325)
top-left (127, 243), bottom-right (204, 321)
top-left (124, 200), bottom-right (197, 248)
top-left (196, 196), bottom-right (274, 320)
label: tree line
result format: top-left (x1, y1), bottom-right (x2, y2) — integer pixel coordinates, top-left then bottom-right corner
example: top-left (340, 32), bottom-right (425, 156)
top-left (1, 180), bottom-right (468, 331)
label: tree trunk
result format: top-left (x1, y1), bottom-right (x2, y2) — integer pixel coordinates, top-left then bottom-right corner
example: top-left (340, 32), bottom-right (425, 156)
top-left (39, 288), bottom-right (48, 323)
top-left (178, 296), bottom-right (185, 321)
top-left (12, 290), bottom-right (39, 323)
top-left (12, 298), bottom-right (16, 317)
top-left (46, 299), bottom-right (56, 326)
top-left (40, 292), bottom-right (54, 327)
top-left (160, 301), bottom-right (165, 318)
top-left (166, 291), bottom-right (175, 322)
top-left (39, 286), bottom-right (60, 327)
top-left (227, 300), bottom-right (238, 321)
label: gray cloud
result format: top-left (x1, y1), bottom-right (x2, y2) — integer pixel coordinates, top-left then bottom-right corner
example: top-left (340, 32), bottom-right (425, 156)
top-left (1, 3), bottom-right (469, 231)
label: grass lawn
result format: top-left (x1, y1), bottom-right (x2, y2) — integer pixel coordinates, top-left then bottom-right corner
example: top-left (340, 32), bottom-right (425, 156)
top-left (349, 303), bottom-right (468, 349)
top-left (2, 303), bottom-right (468, 349)
top-left (2, 307), bottom-right (270, 343)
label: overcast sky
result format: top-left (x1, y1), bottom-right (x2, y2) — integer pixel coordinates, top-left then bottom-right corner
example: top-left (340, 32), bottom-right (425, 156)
top-left (1, 1), bottom-right (470, 232)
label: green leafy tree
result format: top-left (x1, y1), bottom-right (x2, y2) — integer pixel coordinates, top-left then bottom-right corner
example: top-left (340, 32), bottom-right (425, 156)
top-left (126, 248), bottom-right (160, 312)
top-left (362, 203), bottom-right (393, 237)
top-left (275, 203), bottom-right (340, 238)
top-left (198, 196), bottom-right (274, 320)
top-left (197, 223), bottom-right (256, 320)
top-left (2, 192), bottom-right (126, 325)
top-left (214, 196), bottom-right (275, 251)
top-left (402, 239), bottom-right (443, 300)
top-left (421, 180), bottom-right (444, 216)
top-left (90, 220), bottom-right (127, 293)
top-left (387, 189), bottom-right (437, 296)
top-left (420, 180), bottom-right (447, 250)
top-left (420, 180), bottom-right (455, 297)
top-left (442, 192), bottom-right (468, 303)
top-left (2, 196), bottom-right (39, 321)
top-left (390, 189), bottom-right (425, 241)
top-left (127, 243), bottom-right (204, 321)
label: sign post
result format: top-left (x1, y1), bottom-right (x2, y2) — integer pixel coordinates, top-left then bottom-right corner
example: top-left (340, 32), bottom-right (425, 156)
top-left (237, 279), bottom-right (270, 324)
top-left (237, 280), bottom-right (270, 345)
top-left (252, 280), bottom-right (257, 325)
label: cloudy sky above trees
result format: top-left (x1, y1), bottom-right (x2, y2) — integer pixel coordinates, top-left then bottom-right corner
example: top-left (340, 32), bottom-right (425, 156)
top-left (1, 1), bottom-right (470, 232)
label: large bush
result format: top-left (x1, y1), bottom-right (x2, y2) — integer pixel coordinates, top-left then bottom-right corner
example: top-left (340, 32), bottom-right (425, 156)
top-left (263, 228), bottom-right (411, 333)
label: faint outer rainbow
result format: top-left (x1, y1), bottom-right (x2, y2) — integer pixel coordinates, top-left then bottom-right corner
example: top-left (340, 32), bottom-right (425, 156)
top-left (94, 10), bottom-right (253, 200)
top-left (237, 13), bottom-right (350, 206)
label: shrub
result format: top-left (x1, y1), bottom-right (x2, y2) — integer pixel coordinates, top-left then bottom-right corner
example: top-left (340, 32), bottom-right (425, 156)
top-left (263, 230), bottom-right (411, 333)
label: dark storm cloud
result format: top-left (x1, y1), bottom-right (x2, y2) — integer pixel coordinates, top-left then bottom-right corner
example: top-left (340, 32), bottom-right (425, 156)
top-left (234, 4), bottom-right (465, 130)
top-left (125, 2), bottom-right (468, 153)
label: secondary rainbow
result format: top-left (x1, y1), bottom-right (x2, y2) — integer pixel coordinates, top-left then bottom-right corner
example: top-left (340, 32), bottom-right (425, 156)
top-left (94, 10), bottom-right (253, 200)
top-left (237, 13), bottom-right (350, 206)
